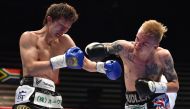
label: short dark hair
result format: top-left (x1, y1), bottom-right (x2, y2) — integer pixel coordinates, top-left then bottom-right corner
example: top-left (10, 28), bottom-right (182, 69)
top-left (43, 3), bottom-right (79, 25)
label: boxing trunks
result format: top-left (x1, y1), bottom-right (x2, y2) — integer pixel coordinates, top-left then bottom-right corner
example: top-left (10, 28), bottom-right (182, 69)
top-left (13, 76), bottom-right (63, 109)
top-left (125, 91), bottom-right (170, 109)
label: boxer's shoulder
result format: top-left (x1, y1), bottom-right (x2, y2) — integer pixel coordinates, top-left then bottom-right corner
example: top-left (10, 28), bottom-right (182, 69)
top-left (59, 34), bottom-right (76, 47)
top-left (20, 31), bottom-right (38, 46)
top-left (20, 31), bottom-right (38, 40)
top-left (156, 48), bottom-right (172, 62)
top-left (111, 40), bottom-right (133, 56)
top-left (58, 34), bottom-right (69, 41)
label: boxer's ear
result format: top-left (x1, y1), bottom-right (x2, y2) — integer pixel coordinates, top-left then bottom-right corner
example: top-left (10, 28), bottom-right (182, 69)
top-left (154, 44), bottom-right (159, 49)
top-left (47, 16), bottom-right (52, 23)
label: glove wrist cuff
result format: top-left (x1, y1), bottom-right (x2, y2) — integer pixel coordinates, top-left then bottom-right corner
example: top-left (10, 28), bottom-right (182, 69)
top-left (148, 81), bottom-right (167, 93)
top-left (50, 54), bottom-right (67, 70)
top-left (96, 62), bottom-right (106, 74)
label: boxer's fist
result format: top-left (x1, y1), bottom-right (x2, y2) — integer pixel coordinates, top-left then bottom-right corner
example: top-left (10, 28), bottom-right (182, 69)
top-left (85, 42), bottom-right (108, 62)
top-left (135, 79), bottom-right (154, 99)
top-left (50, 47), bottom-right (84, 70)
top-left (65, 47), bottom-right (84, 69)
top-left (96, 60), bottom-right (122, 80)
top-left (135, 79), bottom-right (167, 99)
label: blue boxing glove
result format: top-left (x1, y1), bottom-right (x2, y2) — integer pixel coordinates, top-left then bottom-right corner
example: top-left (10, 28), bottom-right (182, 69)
top-left (50, 47), bottom-right (84, 70)
top-left (96, 60), bottom-right (122, 80)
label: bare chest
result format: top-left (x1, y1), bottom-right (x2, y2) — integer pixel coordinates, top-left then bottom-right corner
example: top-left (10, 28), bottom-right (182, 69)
top-left (123, 53), bottom-right (163, 81)
top-left (36, 40), bottom-right (66, 60)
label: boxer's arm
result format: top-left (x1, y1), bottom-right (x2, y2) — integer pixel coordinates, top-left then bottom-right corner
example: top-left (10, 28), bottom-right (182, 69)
top-left (162, 50), bottom-right (179, 92)
top-left (102, 41), bottom-right (124, 55)
top-left (85, 40), bottom-right (125, 61)
top-left (83, 57), bottom-right (122, 80)
top-left (83, 57), bottom-right (97, 72)
top-left (96, 60), bottom-right (122, 80)
top-left (135, 79), bottom-right (168, 98)
top-left (84, 40), bottom-right (125, 71)
top-left (50, 47), bottom-right (84, 70)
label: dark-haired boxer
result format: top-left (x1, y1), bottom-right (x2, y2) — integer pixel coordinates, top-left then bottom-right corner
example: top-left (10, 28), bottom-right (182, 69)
top-left (13, 3), bottom-right (122, 109)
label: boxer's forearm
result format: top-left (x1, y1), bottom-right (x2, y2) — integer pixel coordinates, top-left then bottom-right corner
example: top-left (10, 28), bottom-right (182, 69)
top-left (82, 57), bottom-right (97, 72)
top-left (24, 61), bottom-right (53, 73)
top-left (166, 81), bottom-right (179, 92)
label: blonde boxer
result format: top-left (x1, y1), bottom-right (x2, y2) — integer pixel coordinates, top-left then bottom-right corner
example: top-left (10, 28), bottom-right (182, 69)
top-left (85, 20), bottom-right (179, 109)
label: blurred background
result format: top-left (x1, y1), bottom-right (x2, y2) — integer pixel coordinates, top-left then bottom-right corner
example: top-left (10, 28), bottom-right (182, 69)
top-left (0, 0), bottom-right (189, 109)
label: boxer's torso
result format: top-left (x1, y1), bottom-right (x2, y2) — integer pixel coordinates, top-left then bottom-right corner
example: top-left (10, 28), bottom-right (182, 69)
top-left (21, 29), bottom-right (74, 83)
top-left (119, 41), bottom-right (165, 91)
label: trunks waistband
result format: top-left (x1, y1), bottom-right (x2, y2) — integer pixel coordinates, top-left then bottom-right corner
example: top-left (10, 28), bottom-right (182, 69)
top-left (20, 76), bottom-right (55, 92)
top-left (125, 91), bottom-right (164, 105)
top-left (125, 91), bottom-right (149, 105)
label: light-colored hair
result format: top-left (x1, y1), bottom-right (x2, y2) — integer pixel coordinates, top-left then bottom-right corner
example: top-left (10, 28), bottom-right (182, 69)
top-left (140, 20), bottom-right (168, 43)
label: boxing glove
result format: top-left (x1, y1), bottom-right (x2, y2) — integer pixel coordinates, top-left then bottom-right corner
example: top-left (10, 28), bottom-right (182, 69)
top-left (50, 47), bottom-right (84, 70)
top-left (135, 79), bottom-right (167, 99)
top-left (96, 60), bottom-right (122, 80)
top-left (85, 42), bottom-right (109, 61)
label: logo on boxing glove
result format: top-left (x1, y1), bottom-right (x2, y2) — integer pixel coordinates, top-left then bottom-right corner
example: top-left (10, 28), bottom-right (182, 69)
top-left (66, 57), bottom-right (78, 67)
top-left (65, 47), bottom-right (84, 69)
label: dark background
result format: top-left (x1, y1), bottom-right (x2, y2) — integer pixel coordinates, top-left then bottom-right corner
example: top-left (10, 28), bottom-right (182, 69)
top-left (0, 0), bottom-right (189, 67)
top-left (0, 0), bottom-right (189, 108)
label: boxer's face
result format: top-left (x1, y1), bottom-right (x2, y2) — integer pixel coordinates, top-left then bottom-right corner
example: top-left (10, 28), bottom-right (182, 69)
top-left (48, 16), bottom-right (72, 37)
top-left (134, 30), bottom-right (158, 58)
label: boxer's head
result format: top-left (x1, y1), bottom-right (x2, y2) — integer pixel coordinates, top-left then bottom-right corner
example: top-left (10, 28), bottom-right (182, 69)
top-left (134, 20), bottom-right (168, 59)
top-left (138, 19), bottom-right (168, 43)
top-left (43, 3), bottom-right (79, 36)
top-left (43, 3), bottom-right (78, 25)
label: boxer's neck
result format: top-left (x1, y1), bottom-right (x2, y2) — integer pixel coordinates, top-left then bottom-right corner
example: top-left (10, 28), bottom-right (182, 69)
top-left (40, 26), bottom-right (58, 45)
